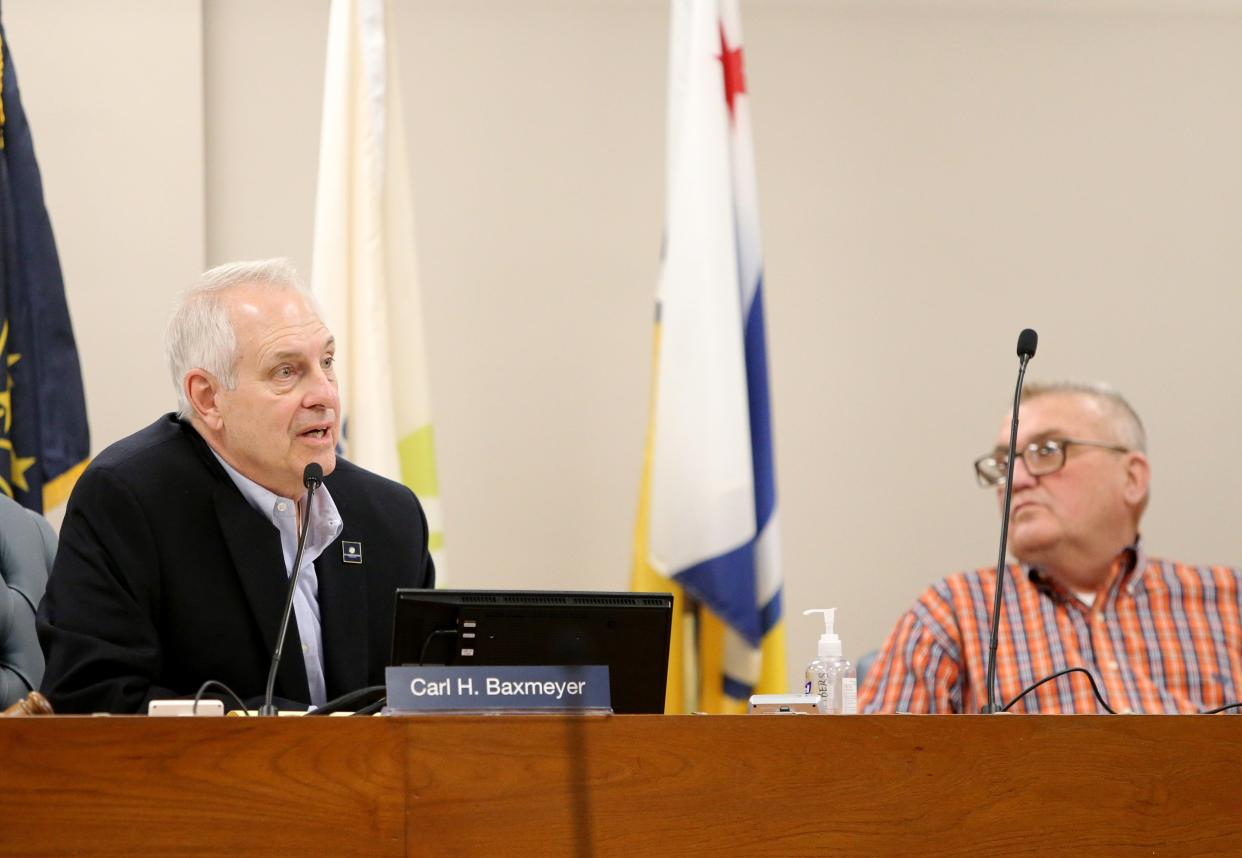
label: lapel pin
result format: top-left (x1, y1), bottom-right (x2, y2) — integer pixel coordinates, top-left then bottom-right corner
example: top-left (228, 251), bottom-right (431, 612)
top-left (342, 541), bottom-right (363, 565)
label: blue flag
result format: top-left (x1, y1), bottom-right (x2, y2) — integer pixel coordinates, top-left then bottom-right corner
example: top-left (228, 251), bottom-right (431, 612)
top-left (0, 22), bottom-right (89, 512)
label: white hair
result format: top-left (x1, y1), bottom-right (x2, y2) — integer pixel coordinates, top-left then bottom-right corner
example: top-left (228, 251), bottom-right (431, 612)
top-left (1022, 379), bottom-right (1147, 453)
top-left (164, 258), bottom-right (311, 419)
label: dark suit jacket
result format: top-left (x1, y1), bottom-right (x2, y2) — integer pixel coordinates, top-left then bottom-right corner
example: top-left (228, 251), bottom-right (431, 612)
top-left (37, 414), bottom-right (435, 714)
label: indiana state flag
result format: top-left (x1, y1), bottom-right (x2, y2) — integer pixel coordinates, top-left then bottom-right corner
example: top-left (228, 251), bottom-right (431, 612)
top-left (0, 22), bottom-right (89, 513)
top-left (631, 0), bottom-right (784, 713)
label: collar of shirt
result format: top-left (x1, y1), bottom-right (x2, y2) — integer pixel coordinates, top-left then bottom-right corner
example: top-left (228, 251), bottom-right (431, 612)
top-left (1025, 538), bottom-right (1145, 605)
top-left (209, 452), bottom-right (344, 568)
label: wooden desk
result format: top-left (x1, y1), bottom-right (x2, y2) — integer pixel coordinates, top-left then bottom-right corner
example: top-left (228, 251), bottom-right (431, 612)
top-left (2, 715), bottom-right (1238, 856)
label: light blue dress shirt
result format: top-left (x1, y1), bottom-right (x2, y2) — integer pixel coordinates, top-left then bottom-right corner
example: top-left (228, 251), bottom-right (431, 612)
top-left (212, 452), bottom-right (343, 707)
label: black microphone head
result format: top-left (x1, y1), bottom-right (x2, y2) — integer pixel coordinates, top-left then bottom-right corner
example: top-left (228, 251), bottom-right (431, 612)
top-left (303, 462), bottom-right (324, 488)
top-left (1017, 328), bottom-right (1038, 359)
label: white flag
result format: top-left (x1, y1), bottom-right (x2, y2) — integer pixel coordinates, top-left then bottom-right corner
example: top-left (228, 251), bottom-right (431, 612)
top-left (311, 0), bottom-right (445, 569)
top-left (633, 0), bottom-right (784, 712)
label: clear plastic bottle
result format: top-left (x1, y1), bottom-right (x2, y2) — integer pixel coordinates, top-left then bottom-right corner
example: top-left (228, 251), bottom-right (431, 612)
top-left (832, 659), bottom-right (857, 715)
top-left (803, 609), bottom-right (834, 714)
top-left (803, 608), bottom-right (856, 714)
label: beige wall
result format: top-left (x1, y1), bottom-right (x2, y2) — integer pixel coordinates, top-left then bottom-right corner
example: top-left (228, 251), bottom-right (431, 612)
top-left (9, 0), bottom-right (1242, 693)
top-left (4, 0), bottom-right (205, 472)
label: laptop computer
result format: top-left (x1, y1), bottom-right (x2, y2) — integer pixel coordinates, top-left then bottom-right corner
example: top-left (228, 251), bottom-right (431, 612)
top-left (390, 589), bottom-right (673, 714)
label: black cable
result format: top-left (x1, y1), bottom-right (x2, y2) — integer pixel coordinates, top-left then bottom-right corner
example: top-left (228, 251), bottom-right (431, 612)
top-left (304, 628), bottom-right (459, 717)
top-left (418, 628), bottom-right (459, 665)
top-left (1200, 701), bottom-right (1242, 715)
top-left (1000, 667), bottom-right (1116, 714)
top-left (1002, 669), bottom-right (1242, 715)
top-left (304, 685), bottom-right (386, 716)
top-left (354, 696), bottom-right (387, 716)
top-left (308, 627), bottom-right (458, 716)
top-left (192, 679), bottom-right (250, 715)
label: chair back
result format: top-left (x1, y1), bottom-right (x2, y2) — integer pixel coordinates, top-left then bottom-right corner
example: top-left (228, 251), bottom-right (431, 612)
top-left (855, 648), bottom-right (880, 691)
top-left (0, 494), bottom-right (56, 707)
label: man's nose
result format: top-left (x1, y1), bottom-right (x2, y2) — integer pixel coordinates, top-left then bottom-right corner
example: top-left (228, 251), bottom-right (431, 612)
top-left (1006, 454), bottom-right (1038, 491)
top-left (303, 363), bottom-right (339, 409)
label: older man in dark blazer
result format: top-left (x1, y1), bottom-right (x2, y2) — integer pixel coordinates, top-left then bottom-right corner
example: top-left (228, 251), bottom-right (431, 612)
top-left (38, 259), bottom-right (434, 714)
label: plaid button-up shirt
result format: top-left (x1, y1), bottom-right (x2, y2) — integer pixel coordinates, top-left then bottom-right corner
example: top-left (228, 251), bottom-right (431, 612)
top-left (860, 545), bottom-right (1242, 713)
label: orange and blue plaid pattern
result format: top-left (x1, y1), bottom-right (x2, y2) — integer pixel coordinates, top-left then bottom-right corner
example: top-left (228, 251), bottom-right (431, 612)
top-left (860, 546), bottom-right (1242, 713)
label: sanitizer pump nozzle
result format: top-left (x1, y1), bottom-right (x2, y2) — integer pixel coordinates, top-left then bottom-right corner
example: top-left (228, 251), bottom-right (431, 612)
top-left (804, 608), bottom-right (843, 659)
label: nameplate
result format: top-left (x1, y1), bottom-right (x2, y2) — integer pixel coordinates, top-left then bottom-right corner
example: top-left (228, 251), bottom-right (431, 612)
top-left (385, 665), bottom-right (612, 713)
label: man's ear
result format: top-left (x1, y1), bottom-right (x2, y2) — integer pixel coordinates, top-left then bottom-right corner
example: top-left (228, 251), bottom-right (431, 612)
top-left (185, 369), bottom-right (225, 430)
top-left (1123, 451), bottom-right (1151, 508)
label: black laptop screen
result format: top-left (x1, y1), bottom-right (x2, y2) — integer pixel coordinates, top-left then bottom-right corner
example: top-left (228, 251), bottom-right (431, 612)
top-left (390, 589), bottom-right (673, 714)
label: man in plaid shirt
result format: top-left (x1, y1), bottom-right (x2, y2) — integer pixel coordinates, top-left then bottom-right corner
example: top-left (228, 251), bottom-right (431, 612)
top-left (861, 380), bottom-right (1241, 714)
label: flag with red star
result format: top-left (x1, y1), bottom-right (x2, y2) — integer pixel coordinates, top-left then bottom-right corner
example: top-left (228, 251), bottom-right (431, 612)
top-left (0, 21), bottom-right (90, 512)
top-left (632, 0), bottom-right (784, 714)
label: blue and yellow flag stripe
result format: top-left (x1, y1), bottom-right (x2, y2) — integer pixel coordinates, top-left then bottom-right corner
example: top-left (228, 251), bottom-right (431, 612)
top-left (632, 317), bottom-right (787, 714)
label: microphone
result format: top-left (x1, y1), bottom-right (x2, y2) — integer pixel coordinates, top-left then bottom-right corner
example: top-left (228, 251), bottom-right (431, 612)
top-left (1017, 328), bottom-right (1038, 360)
top-left (984, 329), bottom-right (1037, 714)
top-left (259, 463), bottom-right (324, 717)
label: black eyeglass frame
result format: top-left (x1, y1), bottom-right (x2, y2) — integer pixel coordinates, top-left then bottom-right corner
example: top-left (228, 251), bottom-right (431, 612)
top-left (973, 438), bottom-right (1130, 488)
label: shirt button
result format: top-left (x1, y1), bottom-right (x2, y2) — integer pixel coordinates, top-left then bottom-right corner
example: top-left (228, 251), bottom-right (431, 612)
top-left (1104, 660), bottom-right (1119, 670)
top-left (302, 643), bottom-right (309, 655)
top-left (277, 502), bottom-right (288, 512)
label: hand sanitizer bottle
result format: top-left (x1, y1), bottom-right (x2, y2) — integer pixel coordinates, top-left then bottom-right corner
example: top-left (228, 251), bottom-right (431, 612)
top-left (803, 608), bottom-right (856, 714)
top-left (803, 608), bottom-right (836, 714)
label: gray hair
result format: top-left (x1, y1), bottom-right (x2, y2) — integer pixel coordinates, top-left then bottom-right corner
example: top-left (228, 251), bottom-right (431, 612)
top-left (164, 258), bottom-right (310, 419)
top-left (1021, 379), bottom-right (1147, 453)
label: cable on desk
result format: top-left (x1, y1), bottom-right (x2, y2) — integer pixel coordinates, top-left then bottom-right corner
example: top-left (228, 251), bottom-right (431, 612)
top-left (1200, 701), bottom-right (1242, 714)
top-left (999, 667), bottom-right (1116, 714)
top-left (192, 680), bottom-right (249, 715)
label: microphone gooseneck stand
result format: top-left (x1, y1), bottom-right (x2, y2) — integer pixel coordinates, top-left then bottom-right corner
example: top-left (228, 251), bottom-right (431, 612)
top-left (259, 462), bottom-right (324, 717)
top-left (984, 329), bottom-right (1037, 714)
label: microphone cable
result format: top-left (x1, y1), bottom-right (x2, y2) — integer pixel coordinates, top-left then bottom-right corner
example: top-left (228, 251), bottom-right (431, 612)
top-left (1201, 702), bottom-right (1242, 714)
top-left (999, 666), bottom-right (1242, 715)
top-left (354, 696), bottom-right (388, 716)
top-left (306, 629), bottom-right (460, 717)
top-left (192, 679), bottom-right (250, 715)
top-left (304, 685), bottom-right (386, 716)
top-left (999, 667), bottom-right (1116, 714)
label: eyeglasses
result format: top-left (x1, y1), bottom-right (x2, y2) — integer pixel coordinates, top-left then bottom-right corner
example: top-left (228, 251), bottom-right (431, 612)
top-left (973, 438), bottom-right (1130, 488)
